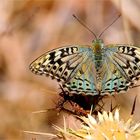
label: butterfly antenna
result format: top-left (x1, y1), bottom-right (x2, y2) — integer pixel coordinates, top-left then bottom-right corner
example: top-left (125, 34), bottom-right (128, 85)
top-left (73, 14), bottom-right (97, 39)
top-left (98, 14), bottom-right (121, 38)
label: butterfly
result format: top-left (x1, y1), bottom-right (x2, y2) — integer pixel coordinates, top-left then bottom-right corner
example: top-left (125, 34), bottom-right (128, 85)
top-left (29, 14), bottom-right (140, 96)
top-left (29, 38), bottom-right (140, 96)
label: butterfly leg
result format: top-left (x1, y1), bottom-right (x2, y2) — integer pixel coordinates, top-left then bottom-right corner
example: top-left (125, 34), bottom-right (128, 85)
top-left (110, 99), bottom-right (119, 112)
top-left (71, 102), bottom-right (89, 116)
top-left (57, 86), bottom-right (107, 116)
top-left (56, 85), bottom-right (74, 114)
top-left (57, 85), bottom-right (89, 116)
top-left (56, 93), bottom-right (68, 111)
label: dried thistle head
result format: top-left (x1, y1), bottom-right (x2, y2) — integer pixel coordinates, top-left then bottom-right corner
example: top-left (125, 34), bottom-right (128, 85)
top-left (54, 109), bottom-right (140, 140)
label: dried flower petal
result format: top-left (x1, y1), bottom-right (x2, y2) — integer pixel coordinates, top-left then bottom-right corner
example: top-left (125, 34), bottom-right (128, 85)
top-left (55, 109), bottom-right (140, 140)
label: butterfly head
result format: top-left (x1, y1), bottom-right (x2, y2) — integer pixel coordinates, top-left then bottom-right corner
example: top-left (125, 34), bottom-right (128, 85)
top-left (92, 39), bottom-right (104, 53)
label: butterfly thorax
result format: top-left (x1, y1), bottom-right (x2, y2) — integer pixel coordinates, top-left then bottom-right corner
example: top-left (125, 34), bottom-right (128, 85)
top-left (92, 39), bottom-right (104, 53)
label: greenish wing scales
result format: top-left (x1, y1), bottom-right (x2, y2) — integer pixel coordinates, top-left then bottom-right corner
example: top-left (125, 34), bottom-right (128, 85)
top-left (64, 59), bottom-right (98, 95)
top-left (101, 45), bottom-right (140, 94)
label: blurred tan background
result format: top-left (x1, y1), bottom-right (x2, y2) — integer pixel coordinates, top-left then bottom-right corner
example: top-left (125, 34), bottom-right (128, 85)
top-left (0, 0), bottom-right (140, 139)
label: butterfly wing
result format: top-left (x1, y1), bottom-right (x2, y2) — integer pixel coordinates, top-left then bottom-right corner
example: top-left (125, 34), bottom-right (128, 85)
top-left (101, 44), bottom-right (140, 94)
top-left (64, 57), bottom-right (98, 95)
top-left (29, 45), bottom-right (97, 93)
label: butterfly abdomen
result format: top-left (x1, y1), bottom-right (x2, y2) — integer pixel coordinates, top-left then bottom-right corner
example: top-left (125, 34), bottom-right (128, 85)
top-left (94, 54), bottom-right (103, 70)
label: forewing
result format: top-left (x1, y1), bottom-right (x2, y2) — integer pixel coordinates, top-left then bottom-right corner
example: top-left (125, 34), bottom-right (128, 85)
top-left (29, 45), bottom-right (93, 84)
top-left (101, 44), bottom-right (140, 94)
